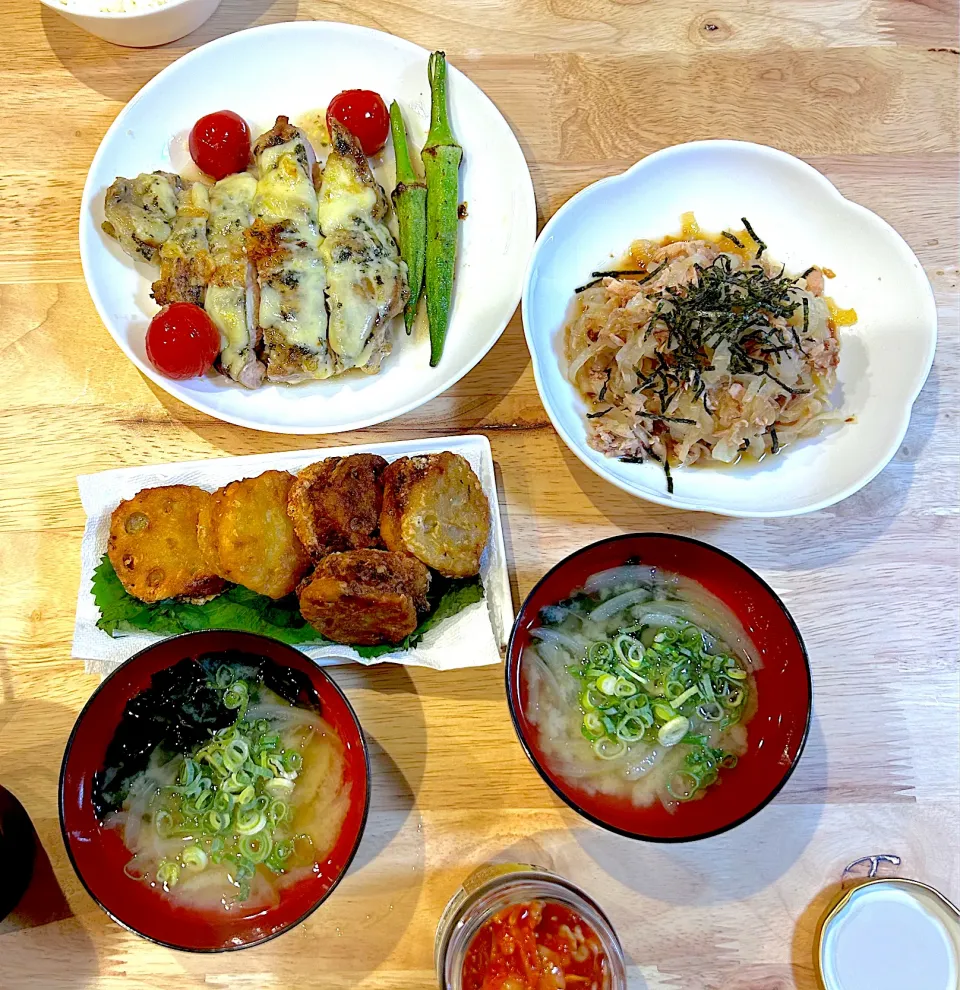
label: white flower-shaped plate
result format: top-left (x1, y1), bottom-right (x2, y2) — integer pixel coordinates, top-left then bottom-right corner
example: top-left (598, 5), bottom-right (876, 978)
top-left (522, 141), bottom-right (937, 517)
top-left (81, 22), bottom-right (535, 434)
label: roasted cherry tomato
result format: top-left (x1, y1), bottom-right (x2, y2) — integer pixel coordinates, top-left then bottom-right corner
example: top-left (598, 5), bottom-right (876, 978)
top-left (326, 90), bottom-right (390, 156)
top-left (146, 303), bottom-right (221, 380)
top-left (188, 110), bottom-right (251, 180)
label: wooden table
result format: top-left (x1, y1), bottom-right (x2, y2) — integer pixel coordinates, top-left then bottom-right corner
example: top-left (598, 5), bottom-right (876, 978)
top-left (1, 1), bottom-right (957, 987)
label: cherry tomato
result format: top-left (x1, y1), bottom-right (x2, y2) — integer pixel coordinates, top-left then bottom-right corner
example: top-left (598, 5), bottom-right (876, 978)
top-left (188, 110), bottom-right (251, 180)
top-left (146, 303), bottom-right (221, 380)
top-left (326, 90), bottom-right (390, 156)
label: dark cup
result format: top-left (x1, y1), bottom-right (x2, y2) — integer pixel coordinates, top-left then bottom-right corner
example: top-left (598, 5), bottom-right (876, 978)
top-left (0, 785), bottom-right (35, 920)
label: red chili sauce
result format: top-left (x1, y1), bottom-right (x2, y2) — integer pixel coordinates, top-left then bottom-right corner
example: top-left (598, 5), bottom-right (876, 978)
top-left (462, 900), bottom-right (607, 990)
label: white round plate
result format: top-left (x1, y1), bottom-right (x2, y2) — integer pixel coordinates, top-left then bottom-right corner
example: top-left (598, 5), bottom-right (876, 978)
top-left (522, 141), bottom-right (937, 517)
top-left (81, 22), bottom-right (535, 434)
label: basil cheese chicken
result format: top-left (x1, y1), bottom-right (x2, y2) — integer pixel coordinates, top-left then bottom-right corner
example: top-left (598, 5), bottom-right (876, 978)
top-left (103, 113), bottom-right (408, 388)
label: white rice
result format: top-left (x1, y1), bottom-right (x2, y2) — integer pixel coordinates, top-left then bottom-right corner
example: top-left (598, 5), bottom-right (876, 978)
top-left (57, 0), bottom-right (171, 13)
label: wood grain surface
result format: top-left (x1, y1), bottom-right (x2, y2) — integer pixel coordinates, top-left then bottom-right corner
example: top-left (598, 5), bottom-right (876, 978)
top-left (1, 1), bottom-right (958, 988)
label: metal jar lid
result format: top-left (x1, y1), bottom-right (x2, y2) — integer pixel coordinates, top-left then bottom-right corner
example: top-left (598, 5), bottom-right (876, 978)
top-left (816, 856), bottom-right (960, 990)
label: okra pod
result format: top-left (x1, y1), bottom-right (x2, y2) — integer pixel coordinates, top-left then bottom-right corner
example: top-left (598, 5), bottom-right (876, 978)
top-left (422, 51), bottom-right (463, 367)
top-left (389, 101), bottom-right (427, 335)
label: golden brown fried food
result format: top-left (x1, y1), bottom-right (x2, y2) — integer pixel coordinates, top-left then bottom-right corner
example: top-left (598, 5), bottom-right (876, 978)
top-left (199, 471), bottom-right (311, 599)
top-left (380, 452), bottom-right (490, 578)
top-left (108, 485), bottom-right (226, 603)
top-left (298, 549), bottom-right (430, 646)
top-left (287, 453), bottom-right (387, 559)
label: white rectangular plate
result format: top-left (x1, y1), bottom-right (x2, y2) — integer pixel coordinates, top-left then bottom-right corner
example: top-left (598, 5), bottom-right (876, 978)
top-left (73, 435), bottom-right (512, 677)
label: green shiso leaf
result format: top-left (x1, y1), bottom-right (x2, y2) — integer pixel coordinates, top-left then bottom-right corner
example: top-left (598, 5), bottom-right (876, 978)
top-left (92, 554), bottom-right (483, 654)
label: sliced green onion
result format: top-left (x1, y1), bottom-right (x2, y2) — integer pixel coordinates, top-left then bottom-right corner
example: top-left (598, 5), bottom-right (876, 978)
top-left (652, 703), bottom-right (676, 722)
top-left (595, 673), bottom-right (618, 696)
top-left (154, 809), bottom-right (175, 838)
top-left (697, 702), bottom-right (723, 722)
top-left (722, 687), bottom-right (745, 708)
top-left (670, 685), bottom-right (700, 708)
top-left (587, 642), bottom-right (613, 665)
top-left (182, 845), bottom-right (208, 870)
top-left (666, 771), bottom-right (701, 801)
top-left (616, 715), bottom-right (646, 742)
top-left (239, 833), bottom-right (273, 864)
top-left (612, 634), bottom-right (642, 668)
top-left (658, 716), bottom-right (691, 747)
top-left (613, 677), bottom-right (637, 698)
top-left (223, 681), bottom-right (249, 710)
top-left (207, 810), bottom-right (231, 832)
top-left (592, 736), bottom-right (627, 760)
top-left (264, 777), bottom-right (295, 800)
top-left (236, 809), bottom-right (267, 835)
top-left (727, 666), bottom-right (748, 681)
top-left (156, 860), bottom-right (180, 888)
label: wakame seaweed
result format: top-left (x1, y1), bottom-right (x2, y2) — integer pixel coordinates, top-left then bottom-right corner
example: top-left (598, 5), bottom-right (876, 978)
top-left (93, 651), bottom-right (322, 818)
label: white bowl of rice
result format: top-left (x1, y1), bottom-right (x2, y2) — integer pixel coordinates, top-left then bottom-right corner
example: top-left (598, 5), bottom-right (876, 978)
top-left (522, 140), bottom-right (936, 517)
top-left (41, 0), bottom-right (221, 47)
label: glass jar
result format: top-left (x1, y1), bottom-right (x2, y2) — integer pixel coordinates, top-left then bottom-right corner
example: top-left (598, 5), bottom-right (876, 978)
top-left (435, 863), bottom-right (627, 990)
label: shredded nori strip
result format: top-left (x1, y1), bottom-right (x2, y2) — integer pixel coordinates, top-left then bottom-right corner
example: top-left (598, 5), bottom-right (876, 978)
top-left (741, 217), bottom-right (766, 259)
top-left (720, 230), bottom-right (744, 248)
top-left (800, 266), bottom-right (816, 279)
top-left (579, 260), bottom-right (669, 294)
top-left (619, 455), bottom-right (644, 464)
top-left (587, 407), bottom-right (612, 419)
top-left (739, 438), bottom-right (751, 452)
top-left (597, 368), bottom-right (611, 402)
top-left (769, 427), bottom-right (780, 454)
top-left (639, 412), bottom-right (698, 425)
top-left (663, 459), bottom-right (674, 494)
top-left (763, 368), bottom-right (811, 395)
top-left (575, 276), bottom-right (604, 294)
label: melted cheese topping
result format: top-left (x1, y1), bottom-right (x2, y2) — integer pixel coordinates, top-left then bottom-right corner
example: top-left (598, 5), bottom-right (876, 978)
top-left (317, 149), bottom-right (404, 368)
top-left (253, 134), bottom-right (332, 380)
top-left (206, 174), bottom-right (260, 385)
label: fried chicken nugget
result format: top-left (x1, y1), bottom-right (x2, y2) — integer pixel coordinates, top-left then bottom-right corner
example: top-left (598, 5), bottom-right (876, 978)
top-left (108, 485), bottom-right (226, 603)
top-left (198, 471), bottom-right (311, 599)
top-left (298, 549), bottom-right (430, 646)
top-left (380, 452), bottom-right (489, 578)
top-left (287, 453), bottom-right (387, 560)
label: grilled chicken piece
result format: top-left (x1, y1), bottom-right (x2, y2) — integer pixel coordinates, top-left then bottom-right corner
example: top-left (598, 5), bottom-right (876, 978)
top-left (318, 120), bottom-right (407, 373)
top-left (102, 171), bottom-right (182, 265)
top-left (205, 172), bottom-right (264, 389)
top-left (247, 116), bottom-right (334, 383)
top-left (151, 182), bottom-right (215, 307)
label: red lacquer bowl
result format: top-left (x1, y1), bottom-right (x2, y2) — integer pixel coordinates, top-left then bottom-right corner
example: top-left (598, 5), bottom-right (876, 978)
top-left (506, 534), bottom-right (811, 842)
top-left (59, 631), bottom-right (370, 951)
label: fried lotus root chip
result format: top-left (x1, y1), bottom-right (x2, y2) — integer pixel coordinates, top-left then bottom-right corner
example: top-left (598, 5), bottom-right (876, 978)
top-left (287, 453), bottom-right (388, 559)
top-left (108, 485), bottom-right (227, 603)
top-left (380, 452), bottom-right (490, 578)
top-left (198, 470), bottom-right (311, 599)
top-left (298, 549), bottom-right (430, 646)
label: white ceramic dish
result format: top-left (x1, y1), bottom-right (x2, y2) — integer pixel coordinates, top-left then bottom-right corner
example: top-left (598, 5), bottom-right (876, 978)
top-left (40, 0), bottom-right (221, 48)
top-left (522, 140), bottom-right (937, 518)
top-left (73, 435), bottom-right (513, 675)
top-left (80, 22), bottom-right (536, 434)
